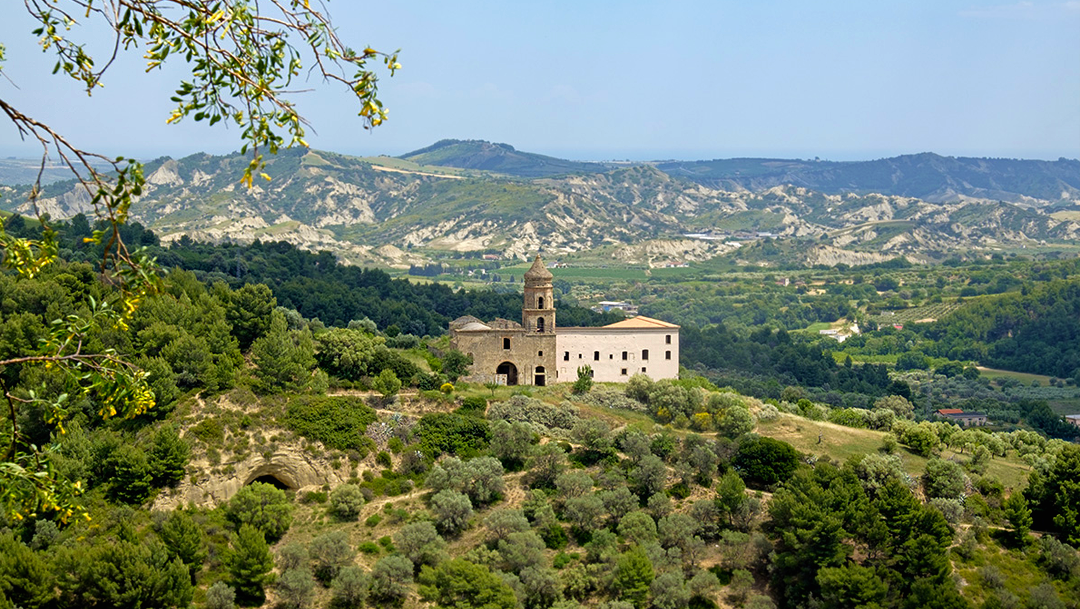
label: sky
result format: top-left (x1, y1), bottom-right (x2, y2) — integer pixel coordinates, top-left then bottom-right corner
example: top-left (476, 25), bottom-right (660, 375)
top-left (1, 1), bottom-right (1078, 162)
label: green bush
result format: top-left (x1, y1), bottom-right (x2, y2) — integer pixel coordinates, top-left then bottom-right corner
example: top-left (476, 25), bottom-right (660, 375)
top-left (456, 396), bottom-right (488, 417)
top-left (733, 437), bottom-right (799, 487)
top-left (300, 491), bottom-right (327, 504)
top-left (284, 395), bottom-right (377, 451)
top-left (365, 514), bottom-right (383, 527)
top-left (358, 540), bottom-right (381, 554)
top-left (376, 451), bottom-right (392, 467)
top-left (189, 418), bottom-right (225, 444)
top-left (226, 482), bottom-right (293, 542)
top-left (416, 412), bottom-right (491, 457)
top-left (330, 484), bottom-right (366, 520)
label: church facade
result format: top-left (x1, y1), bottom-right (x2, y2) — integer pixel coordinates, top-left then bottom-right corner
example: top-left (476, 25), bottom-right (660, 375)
top-left (449, 255), bottom-right (679, 386)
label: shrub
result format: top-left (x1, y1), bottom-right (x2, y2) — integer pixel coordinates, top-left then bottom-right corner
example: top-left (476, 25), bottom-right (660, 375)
top-left (733, 437), bottom-right (798, 487)
top-left (372, 369), bottom-right (403, 397)
top-left (572, 366), bottom-right (593, 395)
top-left (365, 514), bottom-right (383, 527)
top-left (370, 556), bottom-right (415, 603)
top-left (227, 482), bottom-right (293, 542)
top-left (331, 566), bottom-right (371, 608)
top-left (457, 396), bottom-right (488, 417)
top-left (284, 396), bottom-right (377, 451)
top-left (376, 451), bottom-right (393, 468)
top-left (276, 567), bottom-right (316, 609)
top-left (309, 531), bottom-right (353, 583)
top-left (416, 413), bottom-right (491, 458)
top-left (487, 395), bottom-right (579, 431)
top-left (300, 491), bottom-right (327, 504)
top-left (440, 382), bottom-right (455, 394)
top-left (427, 456), bottom-right (506, 505)
top-left (358, 541), bottom-right (381, 554)
top-left (190, 418), bottom-right (225, 444)
top-left (431, 489), bottom-right (474, 536)
top-left (205, 581), bottom-right (237, 609)
top-left (330, 484), bottom-right (366, 520)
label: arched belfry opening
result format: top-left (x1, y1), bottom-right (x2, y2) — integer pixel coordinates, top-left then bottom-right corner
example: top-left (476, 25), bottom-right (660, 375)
top-left (537, 317), bottom-right (545, 332)
top-left (496, 361), bottom-right (519, 386)
top-left (538, 296), bottom-right (545, 309)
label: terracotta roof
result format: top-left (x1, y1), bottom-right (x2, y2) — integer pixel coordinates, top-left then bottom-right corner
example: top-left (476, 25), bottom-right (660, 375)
top-left (524, 254), bottom-right (553, 284)
top-left (937, 409), bottom-right (964, 415)
top-left (603, 315), bottom-right (680, 329)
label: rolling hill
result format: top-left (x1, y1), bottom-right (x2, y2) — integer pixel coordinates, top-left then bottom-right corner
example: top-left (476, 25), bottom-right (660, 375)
top-left (1, 143), bottom-right (1078, 269)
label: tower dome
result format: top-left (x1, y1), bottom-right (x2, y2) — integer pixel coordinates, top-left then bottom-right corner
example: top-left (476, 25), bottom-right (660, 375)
top-left (524, 254), bottom-right (553, 286)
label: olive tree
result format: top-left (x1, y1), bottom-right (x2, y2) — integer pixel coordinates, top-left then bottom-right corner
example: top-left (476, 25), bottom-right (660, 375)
top-left (431, 489), bottom-right (474, 536)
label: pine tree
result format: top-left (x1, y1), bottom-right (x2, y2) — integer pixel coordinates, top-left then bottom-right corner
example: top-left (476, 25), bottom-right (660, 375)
top-left (229, 524), bottom-right (275, 604)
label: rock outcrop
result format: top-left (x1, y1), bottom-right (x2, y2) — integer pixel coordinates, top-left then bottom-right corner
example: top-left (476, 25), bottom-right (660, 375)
top-left (152, 439), bottom-right (346, 511)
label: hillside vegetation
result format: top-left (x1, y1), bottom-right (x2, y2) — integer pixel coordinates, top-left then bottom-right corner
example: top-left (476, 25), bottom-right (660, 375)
top-left (1, 231), bottom-right (1079, 609)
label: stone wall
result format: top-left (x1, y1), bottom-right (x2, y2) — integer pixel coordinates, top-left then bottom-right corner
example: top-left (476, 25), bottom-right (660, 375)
top-left (453, 328), bottom-right (557, 385)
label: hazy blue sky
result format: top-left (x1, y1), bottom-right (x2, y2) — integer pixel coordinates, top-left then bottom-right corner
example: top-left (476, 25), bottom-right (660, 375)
top-left (1, 1), bottom-right (1078, 161)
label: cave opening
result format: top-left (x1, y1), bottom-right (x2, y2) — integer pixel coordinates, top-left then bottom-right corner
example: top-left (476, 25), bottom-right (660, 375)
top-left (249, 474), bottom-right (293, 491)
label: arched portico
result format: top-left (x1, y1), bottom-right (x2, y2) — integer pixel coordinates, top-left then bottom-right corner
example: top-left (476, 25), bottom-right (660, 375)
top-left (496, 361), bottom-right (519, 386)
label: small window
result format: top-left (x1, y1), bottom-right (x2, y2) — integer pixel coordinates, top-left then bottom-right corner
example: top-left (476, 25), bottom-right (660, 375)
top-left (621, 368), bottom-right (628, 376)
top-left (641, 367), bottom-right (647, 373)
top-left (538, 296), bottom-right (545, 309)
top-left (665, 335), bottom-right (672, 344)
top-left (564, 351), bottom-right (570, 361)
top-left (594, 351), bottom-right (600, 361)
top-left (538, 351), bottom-right (543, 357)
top-left (503, 338), bottom-right (510, 350)
top-left (578, 353), bottom-right (583, 359)
top-left (665, 350), bottom-right (672, 360)
top-left (609, 354), bottom-right (614, 359)
top-left (537, 317), bottom-right (545, 332)
top-left (622, 351), bottom-right (628, 360)
top-left (642, 349), bottom-right (649, 361)
top-left (589, 369), bottom-right (594, 378)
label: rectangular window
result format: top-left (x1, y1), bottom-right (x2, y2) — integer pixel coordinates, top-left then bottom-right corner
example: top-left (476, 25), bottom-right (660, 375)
top-left (538, 351), bottom-right (543, 357)
top-left (622, 351), bottom-right (628, 360)
top-left (665, 350), bottom-right (672, 360)
top-left (594, 351), bottom-right (600, 361)
top-left (666, 335), bottom-right (672, 344)
top-left (564, 351), bottom-right (570, 361)
top-left (503, 338), bottom-right (510, 350)
top-left (621, 368), bottom-right (628, 376)
top-left (642, 349), bottom-right (649, 361)
top-left (641, 367), bottom-right (647, 373)
top-left (578, 353), bottom-right (582, 359)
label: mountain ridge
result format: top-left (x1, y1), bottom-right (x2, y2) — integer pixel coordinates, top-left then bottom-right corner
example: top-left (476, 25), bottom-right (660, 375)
top-left (2, 144), bottom-right (1078, 269)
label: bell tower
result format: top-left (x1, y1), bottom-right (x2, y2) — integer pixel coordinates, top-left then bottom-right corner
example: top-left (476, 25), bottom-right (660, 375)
top-left (522, 254), bottom-right (555, 334)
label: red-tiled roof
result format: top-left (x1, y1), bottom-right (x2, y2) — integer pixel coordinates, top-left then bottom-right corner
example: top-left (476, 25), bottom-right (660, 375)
top-left (937, 409), bottom-right (964, 415)
top-left (603, 316), bottom-right (680, 329)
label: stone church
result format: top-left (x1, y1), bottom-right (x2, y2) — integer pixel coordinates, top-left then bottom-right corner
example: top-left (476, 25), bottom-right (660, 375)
top-left (449, 255), bottom-right (680, 385)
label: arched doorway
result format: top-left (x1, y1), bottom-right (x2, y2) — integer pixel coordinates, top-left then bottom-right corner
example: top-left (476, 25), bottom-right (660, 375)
top-left (496, 361), bottom-right (518, 386)
top-left (537, 317), bottom-right (545, 332)
top-left (535, 366), bottom-right (546, 387)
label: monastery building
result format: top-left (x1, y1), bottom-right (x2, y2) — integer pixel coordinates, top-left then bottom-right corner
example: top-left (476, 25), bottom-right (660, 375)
top-left (449, 255), bottom-right (680, 385)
